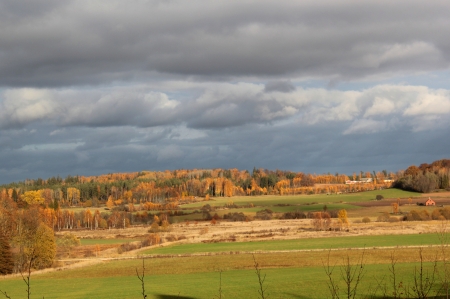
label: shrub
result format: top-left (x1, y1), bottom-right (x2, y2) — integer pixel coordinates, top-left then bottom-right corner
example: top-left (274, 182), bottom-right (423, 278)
top-left (406, 210), bottom-right (421, 221)
top-left (419, 210), bottom-right (430, 221)
top-left (405, 209), bottom-right (431, 221)
top-left (255, 209), bottom-right (273, 220)
top-left (148, 221), bottom-right (160, 233)
top-left (282, 211), bottom-right (306, 219)
top-left (223, 212), bottom-right (247, 222)
top-left (377, 212), bottom-right (390, 222)
top-left (160, 220), bottom-right (171, 232)
top-left (141, 234), bottom-right (161, 247)
top-left (312, 212), bottom-right (331, 231)
top-left (362, 217), bottom-right (371, 223)
top-left (328, 210), bottom-right (339, 218)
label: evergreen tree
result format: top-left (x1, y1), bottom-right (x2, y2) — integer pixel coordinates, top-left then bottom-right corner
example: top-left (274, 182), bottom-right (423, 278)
top-left (0, 231), bottom-right (14, 275)
top-left (11, 189), bottom-right (18, 202)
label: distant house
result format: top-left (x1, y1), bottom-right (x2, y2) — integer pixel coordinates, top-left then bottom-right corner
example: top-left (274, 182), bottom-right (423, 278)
top-left (345, 178), bottom-right (373, 184)
top-left (425, 198), bottom-right (436, 206)
top-left (417, 198), bottom-right (436, 206)
top-left (360, 178), bottom-right (373, 183)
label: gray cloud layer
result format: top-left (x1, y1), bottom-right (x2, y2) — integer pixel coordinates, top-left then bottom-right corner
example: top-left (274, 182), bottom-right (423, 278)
top-left (1, 0), bottom-right (450, 86)
top-left (0, 0), bottom-right (449, 183)
top-left (2, 84), bottom-right (449, 132)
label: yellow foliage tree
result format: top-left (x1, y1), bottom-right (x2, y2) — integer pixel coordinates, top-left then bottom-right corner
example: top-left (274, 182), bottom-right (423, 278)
top-left (338, 209), bottom-right (349, 230)
top-left (106, 196), bottom-right (114, 208)
top-left (22, 191), bottom-right (45, 205)
top-left (124, 190), bottom-right (133, 203)
top-left (66, 188), bottom-right (80, 206)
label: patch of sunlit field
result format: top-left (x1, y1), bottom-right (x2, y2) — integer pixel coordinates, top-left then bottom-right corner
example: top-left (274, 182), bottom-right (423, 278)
top-left (0, 247), bottom-right (445, 299)
top-left (180, 189), bottom-right (421, 209)
top-left (143, 233), bottom-right (444, 255)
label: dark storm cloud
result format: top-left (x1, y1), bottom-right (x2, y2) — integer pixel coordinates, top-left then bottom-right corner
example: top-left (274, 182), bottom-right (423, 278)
top-left (1, 0), bottom-right (450, 86)
top-left (264, 81), bottom-right (296, 93)
top-left (2, 117), bottom-right (449, 184)
top-left (1, 1), bottom-right (450, 184)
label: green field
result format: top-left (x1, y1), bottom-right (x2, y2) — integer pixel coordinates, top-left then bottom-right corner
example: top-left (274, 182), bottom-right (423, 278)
top-left (168, 189), bottom-right (423, 222)
top-left (180, 189), bottom-right (421, 209)
top-left (0, 253), bottom-right (444, 299)
top-left (143, 233), bottom-right (442, 255)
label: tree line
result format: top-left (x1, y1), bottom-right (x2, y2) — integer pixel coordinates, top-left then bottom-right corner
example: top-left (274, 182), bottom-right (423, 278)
top-left (394, 159), bottom-right (450, 193)
top-left (1, 167), bottom-right (396, 209)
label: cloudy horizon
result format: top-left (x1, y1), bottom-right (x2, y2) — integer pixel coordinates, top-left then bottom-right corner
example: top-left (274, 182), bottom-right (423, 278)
top-left (1, 0), bottom-right (449, 184)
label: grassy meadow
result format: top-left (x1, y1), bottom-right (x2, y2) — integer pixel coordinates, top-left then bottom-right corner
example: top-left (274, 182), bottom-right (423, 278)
top-left (169, 188), bottom-right (422, 222)
top-left (180, 189), bottom-right (421, 209)
top-left (2, 188), bottom-right (449, 298)
top-left (143, 233), bottom-right (443, 255)
top-left (1, 246), bottom-right (446, 298)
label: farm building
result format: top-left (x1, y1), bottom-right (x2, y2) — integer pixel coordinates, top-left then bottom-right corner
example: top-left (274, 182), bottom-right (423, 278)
top-left (416, 198), bottom-right (436, 206)
top-left (425, 198), bottom-right (436, 206)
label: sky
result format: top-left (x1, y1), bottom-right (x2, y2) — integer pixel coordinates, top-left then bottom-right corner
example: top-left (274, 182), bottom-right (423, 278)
top-left (1, 0), bottom-right (450, 184)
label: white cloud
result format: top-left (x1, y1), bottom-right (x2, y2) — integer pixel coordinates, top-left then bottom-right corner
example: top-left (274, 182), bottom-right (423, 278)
top-left (0, 88), bottom-right (57, 128)
top-left (364, 97), bottom-right (396, 117)
top-left (404, 92), bottom-right (450, 116)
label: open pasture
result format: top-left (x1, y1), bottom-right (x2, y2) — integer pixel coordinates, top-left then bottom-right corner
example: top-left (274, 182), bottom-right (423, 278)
top-left (0, 246), bottom-right (445, 299)
top-left (143, 232), bottom-right (444, 255)
top-left (179, 189), bottom-right (421, 210)
top-left (171, 189), bottom-right (424, 221)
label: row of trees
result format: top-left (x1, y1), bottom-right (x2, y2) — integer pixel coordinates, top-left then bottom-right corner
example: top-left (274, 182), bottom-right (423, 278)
top-left (394, 159), bottom-right (450, 193)
top-left (0, 196), bottom-right (56, 275)
top-left (1, 167), bottom-right (400, 207)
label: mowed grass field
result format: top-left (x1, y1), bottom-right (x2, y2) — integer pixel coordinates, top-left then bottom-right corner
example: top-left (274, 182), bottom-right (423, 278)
top-left (170, 189), bottom-right (423, 221)
top-left (143, 233), bottom-right (443, 255)
top-left (0, 246), bottom-right (446, 299)
top-left (180, 189), bottom-right (421, 209)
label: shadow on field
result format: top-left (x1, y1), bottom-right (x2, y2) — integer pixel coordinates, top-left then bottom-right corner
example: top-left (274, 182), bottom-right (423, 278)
top-left (155, 294), bottom-right (198, 299)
